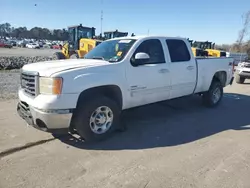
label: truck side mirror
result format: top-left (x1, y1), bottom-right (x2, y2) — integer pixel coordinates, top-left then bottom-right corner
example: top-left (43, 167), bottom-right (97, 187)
top-left (132, 52), bottom-right (150, 66)
top-left (135, 52), bottom-right (150, 60)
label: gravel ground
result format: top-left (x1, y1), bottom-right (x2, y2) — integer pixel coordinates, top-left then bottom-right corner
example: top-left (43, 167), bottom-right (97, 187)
top-left (0, 47), bottom-right (60, 70)
top-left (0, 71), bottom-right (20, 100)
top-left (0, 56), bottom-right (53, 70)
top-left (0, 47), bottom-right (60, 57)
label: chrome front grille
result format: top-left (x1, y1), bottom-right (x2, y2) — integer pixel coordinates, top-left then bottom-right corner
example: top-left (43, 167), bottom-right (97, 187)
top-left (20, 71), bottom-right (38, 97)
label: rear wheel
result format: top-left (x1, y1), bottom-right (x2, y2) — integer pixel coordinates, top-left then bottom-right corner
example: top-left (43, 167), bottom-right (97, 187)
top-left (235, 74), bottom-right (245, 84)
top-left (74, 96), bottom-right (121, 142)
top-left (202, 80), bottom-right (223, 108)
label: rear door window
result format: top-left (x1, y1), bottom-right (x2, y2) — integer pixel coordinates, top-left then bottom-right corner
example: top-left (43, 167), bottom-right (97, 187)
top-left (166, 39), bottom-right (191, 62)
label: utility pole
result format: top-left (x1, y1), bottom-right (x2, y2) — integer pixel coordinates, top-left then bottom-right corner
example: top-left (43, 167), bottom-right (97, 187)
top-left (100, 0), bottom-right (103, 36)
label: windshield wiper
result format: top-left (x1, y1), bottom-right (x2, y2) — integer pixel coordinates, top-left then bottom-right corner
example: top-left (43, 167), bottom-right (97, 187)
top-left (108, 57), bottom-right (120, 63)
top-left (92, 56), bottom-right (104, 60)
top-left (108, 59), bottom-right (118, 63)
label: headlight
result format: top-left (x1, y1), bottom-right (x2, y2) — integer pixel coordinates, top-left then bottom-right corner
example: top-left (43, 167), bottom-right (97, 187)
top-left (39, 77), bottom-right (63, 95)
top-left (238, 63), bottom-right (243, 67)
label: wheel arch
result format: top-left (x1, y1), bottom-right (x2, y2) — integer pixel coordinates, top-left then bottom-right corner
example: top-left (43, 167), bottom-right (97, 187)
top-left (76, 85), bottom-right (123, 110)
top-left (212, 71), bottom-right (227, 87)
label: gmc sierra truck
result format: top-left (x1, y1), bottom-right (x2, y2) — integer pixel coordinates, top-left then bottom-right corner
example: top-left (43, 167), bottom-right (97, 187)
top-left (17, 36), bottom-right (234, 142)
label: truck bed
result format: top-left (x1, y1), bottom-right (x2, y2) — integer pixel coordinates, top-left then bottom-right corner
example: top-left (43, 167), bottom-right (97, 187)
top-left (194, 57), bottom-right (234, 93)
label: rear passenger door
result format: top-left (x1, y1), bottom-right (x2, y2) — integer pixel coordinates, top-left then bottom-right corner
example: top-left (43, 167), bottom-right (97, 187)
top-left (166, 39), bottom-right (197, 98)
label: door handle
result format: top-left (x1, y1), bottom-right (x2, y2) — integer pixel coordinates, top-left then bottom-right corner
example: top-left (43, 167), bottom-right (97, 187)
top-left (158, 69), bottom-right (169, 73)
top-left (187, 66), bottom-right (194, 70)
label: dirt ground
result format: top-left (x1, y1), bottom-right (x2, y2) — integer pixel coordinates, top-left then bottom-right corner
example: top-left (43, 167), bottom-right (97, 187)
top-left (1, 80), bottom-right (250, 188)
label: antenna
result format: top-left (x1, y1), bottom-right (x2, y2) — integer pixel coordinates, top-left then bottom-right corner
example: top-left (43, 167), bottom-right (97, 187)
top-left (100, 0), bottom-right (103, 35)
top-left (147, 29), bottom-right (150, 35)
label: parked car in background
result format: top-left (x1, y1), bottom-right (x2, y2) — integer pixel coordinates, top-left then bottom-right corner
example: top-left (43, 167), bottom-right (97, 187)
top-left (0, 40), bottom-right (12, 48)
top-left (26, 43), bottom-right (40, 49)
top-left (0, 40), bottom-right (5, 48)
top-left (17, 40), bottom-right (28, 48)
top-left (52, 44), bottom-right (62, 49)
top-left (4, 41), bottom-right (13, 48)
top-left (43, 44), bottom-right (52, 49)
top-left (38, 41), bottom-right (45, 48)
top-left (9, 40), bottom-right (17, 46)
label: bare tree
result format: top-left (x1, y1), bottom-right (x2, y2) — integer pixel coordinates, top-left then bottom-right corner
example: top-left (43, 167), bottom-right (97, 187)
top-left (236, 11), bottom-right (250, 49)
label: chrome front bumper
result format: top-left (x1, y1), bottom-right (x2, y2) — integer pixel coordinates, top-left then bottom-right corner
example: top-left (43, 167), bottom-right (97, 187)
top-left (236, 68), bottom-right (250, 78)
top-left (17, 101), bottom-right (73, 133)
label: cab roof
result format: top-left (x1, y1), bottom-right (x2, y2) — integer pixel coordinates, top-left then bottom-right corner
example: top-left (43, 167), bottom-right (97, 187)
top-left (106, 35), bottom-right (187, 41)
top-left (104, 31), bottom-right (128, 33)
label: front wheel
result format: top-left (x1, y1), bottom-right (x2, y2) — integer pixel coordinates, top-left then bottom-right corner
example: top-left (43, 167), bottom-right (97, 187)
top-left (235, 74), bottom-right (245, 84)
top-left (202, 81), bottom-right (223, 108)
top-left (70, 53), bottom-right (79, 59)
top-left (52, 52), bottom-right (66, 60)
top-left (74, 96), bottom-right (121, 142)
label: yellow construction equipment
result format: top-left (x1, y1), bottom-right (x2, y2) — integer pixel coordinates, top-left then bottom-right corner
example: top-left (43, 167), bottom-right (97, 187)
top-left (53, 25), bottom-right (130, 59)
top-left (202, 41), bottom-right (227, 57)
top-left (53, 24), bottom-right (102, 59)
top-left (103, 30), bottom-right (128, 39)
top-left (187, 39), bottom-right (227, 57)
top-left (187, 38), bottom-right (208, 57)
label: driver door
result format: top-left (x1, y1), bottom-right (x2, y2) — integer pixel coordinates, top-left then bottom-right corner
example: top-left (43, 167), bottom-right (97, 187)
top-left (125, 39), bottom-right (171, 108)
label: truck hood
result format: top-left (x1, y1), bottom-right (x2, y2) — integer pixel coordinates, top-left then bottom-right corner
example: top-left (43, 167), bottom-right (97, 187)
top-left (22, 59), bottom-right (110, 77)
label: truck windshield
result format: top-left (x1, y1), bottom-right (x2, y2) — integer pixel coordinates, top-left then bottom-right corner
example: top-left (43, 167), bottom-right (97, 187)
top-left (84, 39), bottom-right (137, 62)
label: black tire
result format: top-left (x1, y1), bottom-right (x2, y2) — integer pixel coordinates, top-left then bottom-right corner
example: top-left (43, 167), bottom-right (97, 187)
top-left (235, 74), bottom-right (245, 84)
top-left (70, 53), bottom-right (79, 59)
top-left (202, 80), bottom-right (223, 108)
top-left (52, 52), bottom-right (65, 60)
top-left (74, 96), bottom-right (121, 142)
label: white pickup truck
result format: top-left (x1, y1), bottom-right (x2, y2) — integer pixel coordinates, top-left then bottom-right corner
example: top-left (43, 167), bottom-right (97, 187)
top-left (235, 61), bottom-right (250, 84)
top-left (17, 36), bottom-right (234, 142)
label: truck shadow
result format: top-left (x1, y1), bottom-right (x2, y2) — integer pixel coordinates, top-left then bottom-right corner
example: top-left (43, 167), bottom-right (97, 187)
top-left (55, 93), bottom-right (250, 150)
